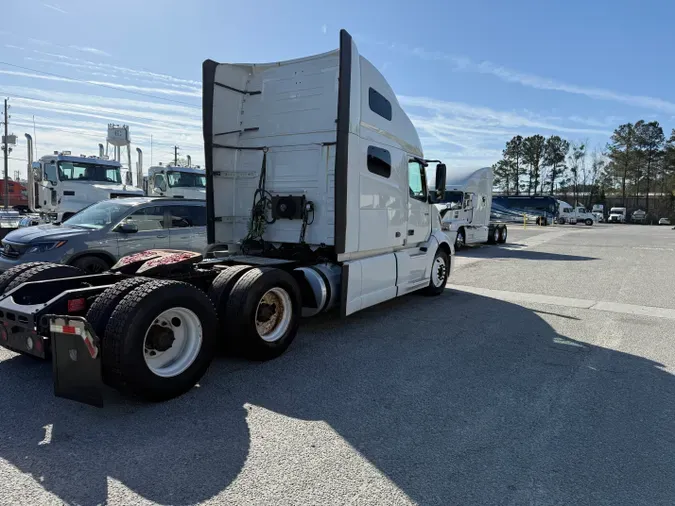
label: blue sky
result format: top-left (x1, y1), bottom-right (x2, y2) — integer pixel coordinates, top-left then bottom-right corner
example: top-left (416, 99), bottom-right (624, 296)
top-left (2, 0), bottom-right (675, 179)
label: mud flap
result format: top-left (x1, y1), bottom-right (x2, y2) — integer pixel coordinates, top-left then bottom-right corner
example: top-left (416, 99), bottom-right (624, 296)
top-left (48, 315), bottom-right (104, 408)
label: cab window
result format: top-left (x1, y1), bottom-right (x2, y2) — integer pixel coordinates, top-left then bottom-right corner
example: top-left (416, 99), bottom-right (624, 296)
top-left (408, 160), bottom-right (427, 202)
top-left (153, 174), bottom-right (167, 191)
top-left (44, 163), bottom-right (58, 184)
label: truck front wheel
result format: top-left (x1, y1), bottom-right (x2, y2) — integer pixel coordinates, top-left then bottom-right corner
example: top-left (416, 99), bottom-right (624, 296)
top-left (455, 228), bottom-right (466, 250)
top-left (103, 280), bottom-right (219, 401)
top-left (423, 248), bottom-right (450, 296)
top-left (226, 267), bottom-right (301, 360)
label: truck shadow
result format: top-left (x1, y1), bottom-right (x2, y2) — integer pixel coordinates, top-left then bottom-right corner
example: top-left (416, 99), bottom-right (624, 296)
top-left (459, 244), bottom-right (597, 262)
top-left (0, 289), bottom-right (673, 505)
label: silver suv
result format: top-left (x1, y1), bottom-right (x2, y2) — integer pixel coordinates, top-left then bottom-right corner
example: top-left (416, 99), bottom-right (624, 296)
top-left (0, 197), bottom-right (206, 273)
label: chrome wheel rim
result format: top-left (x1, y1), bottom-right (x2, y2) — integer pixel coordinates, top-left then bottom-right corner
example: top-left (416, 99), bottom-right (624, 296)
top-left (255, 287), bottom-right (292, 343)
top-left (431, 256), bottom-right (447, 287)
top-left (143, 307), bottom-right (202, 378)
top-left (456, 232), bottom-right (464, 249)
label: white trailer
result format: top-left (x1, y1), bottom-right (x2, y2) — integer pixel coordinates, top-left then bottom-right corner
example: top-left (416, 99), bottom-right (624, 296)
top-left (435, 167), bottom-right (507, 249)
top-left (24, 135), bottom-right (144, 224)
top-left (0, 29), bottom-right (453, 406)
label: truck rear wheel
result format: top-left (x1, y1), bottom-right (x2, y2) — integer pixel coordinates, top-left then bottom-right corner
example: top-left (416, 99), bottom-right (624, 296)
top-left (498, 226), bottom-right (507, 244)
top-left (4, 263), bottom-right (84, 293)
top-left (0, 262), bottom-right (56, 294)
top-left (103, 280), bottom-right (219, 401)
top-left (208, 265), bottom-right (254, 341)
top-left (423, 248), bottom-right (449, 296)
top-left (225, 267), bottom-right (301, 360)
top-left (86, 277), bottom-right (154, 339)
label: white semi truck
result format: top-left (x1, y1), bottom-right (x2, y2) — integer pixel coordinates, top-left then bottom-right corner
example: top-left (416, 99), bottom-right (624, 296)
top-left (145, 165), bottom-right (206, 200)
top-left (23, 134), bottom-right (144, 224)
top-left (0, 29), bottom-right (453, 407)
top-left (435, 166), bottom-right (508, 249)
top-left (608, 207), bottom-right (627, 223)
top-left (556, 201), bottom-right (596, 225)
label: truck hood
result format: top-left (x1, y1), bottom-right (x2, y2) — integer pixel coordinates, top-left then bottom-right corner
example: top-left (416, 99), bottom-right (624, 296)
top-left (88, 183), bottom-right (144, 196)
top-left (168, 187), bottom-right (206, 199)
top-left (3, 224), bottom-right (90, 244)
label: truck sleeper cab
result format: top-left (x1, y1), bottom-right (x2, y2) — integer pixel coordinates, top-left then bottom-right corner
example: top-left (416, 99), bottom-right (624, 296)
top-left (0, 29), bottom-right (452, 407)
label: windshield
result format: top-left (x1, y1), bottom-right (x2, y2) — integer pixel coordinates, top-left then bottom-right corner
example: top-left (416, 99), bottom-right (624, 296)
top-left (443, 191), bottom-right (464, 204)
top-left (167, 171), bottom-right (206, 188)
top-left (58, 161), bottom-right (122, 184)
top-left (63, 200), bottom-right (135, 230)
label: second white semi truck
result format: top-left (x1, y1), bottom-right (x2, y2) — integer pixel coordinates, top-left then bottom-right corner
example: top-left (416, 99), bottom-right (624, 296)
top-left (0, 29), bottom-right (454, 407)
top-left (435, 166), bottom-right (508, 249)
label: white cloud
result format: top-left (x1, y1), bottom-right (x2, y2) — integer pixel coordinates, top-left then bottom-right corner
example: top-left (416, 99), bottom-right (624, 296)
top-left (4, 44), bottom-right (25, 51)
top-left (363, 37), bottom-right (675, 115)
top-left (322, 25), bottom-right (327, 35)
top-left (42, 3), bottom-right (67, 14)
top-left (69, 46), bottom-right (111, 57)
top-left (397, 95), bottom-right (614, 170)
top-left (0, 69), bottom-right (201, 98)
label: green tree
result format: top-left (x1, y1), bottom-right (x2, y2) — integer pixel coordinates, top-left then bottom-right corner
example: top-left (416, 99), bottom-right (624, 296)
top-left (567, 142), bottom-right (586, 206)
top-left (503, 135), bottom-right (524, 195)
top-left (492, 159), bottom-right (512, 195)
top-left (635, 120), bottom-right (664, 213)
top-left (607, 123), bottom-right (637, 206)
top-left (543, 135), bottom-right (569, 195)
top-left (522, 135), bottom-right (546, 195)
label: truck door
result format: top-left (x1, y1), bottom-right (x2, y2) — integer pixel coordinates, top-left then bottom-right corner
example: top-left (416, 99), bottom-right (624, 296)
top-left (407, 160), bottom-right (431, 244)
top-left (402, 160), bottom-right (432, 285)
top-left (42, 161), bottom-right (60, 210)
top-left (463, 192), bottom-right (474, 240)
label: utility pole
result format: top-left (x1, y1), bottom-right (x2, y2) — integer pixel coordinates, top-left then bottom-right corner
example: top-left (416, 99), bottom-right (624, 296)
top-left (173, 145), bottom-right (180, 166)
top-left (2, 99), bottom-right (10, 210)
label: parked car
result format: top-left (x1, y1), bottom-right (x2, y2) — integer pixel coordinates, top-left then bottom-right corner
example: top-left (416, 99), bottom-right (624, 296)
top-left (632, 209), bottom-right (647, 223)
top-left (658, 217), bottom-right (671, 226)
top-left (0, 197), bottom-right (206, 273)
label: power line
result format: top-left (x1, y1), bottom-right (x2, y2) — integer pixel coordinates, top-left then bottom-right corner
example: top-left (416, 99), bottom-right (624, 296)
top-left (0, 61), bottom-right (200, 107)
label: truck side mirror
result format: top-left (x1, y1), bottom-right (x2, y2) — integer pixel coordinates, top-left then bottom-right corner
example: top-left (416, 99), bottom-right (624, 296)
top-left (31, 162), bottom-right (42, 182)
top-left (435, 163), bottom-right (447, 195)
top-left (125, 172), bottom-right (133, 185)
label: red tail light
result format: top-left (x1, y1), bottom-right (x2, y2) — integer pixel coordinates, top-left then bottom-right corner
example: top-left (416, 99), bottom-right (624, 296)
top-left (67, 298), bottom-right (86, 312)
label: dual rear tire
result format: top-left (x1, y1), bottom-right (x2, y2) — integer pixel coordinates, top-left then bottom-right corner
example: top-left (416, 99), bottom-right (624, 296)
top-left (80, 265), bottom-right (302, 401)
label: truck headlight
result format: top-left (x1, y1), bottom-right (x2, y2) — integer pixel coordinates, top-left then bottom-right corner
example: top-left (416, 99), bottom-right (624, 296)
top-left (26, 241), bottom-right (67, 254)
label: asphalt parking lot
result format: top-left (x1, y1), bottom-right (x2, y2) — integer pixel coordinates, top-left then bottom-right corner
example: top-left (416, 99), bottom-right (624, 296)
top-left (0, 222), bottom-right (674, 506)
